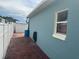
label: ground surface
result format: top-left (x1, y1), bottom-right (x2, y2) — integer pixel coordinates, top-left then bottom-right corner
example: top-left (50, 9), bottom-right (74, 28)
top-left (5, 33), bottom-right (49, 59)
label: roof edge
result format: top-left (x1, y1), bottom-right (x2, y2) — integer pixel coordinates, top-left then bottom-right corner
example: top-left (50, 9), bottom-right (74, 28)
top-left (27, 0), bottom-right (54, 18)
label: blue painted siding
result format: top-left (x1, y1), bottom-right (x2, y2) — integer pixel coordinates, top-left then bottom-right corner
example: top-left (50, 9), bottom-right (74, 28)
top-left (30, 0), bottom-right (79, 59)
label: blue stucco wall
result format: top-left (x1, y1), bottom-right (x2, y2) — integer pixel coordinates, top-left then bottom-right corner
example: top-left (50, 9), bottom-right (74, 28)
top-left (30, 0), bottom-right (79, 59)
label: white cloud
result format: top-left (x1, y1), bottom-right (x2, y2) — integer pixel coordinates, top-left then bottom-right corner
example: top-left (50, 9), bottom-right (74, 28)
top-left (0, 0), bottom-right (33, 15)
top-left (0, 0), bottom-right (42, 23)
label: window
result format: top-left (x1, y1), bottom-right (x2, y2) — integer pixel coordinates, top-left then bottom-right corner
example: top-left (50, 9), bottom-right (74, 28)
top-left (53, 9), bottom-right (68, 40)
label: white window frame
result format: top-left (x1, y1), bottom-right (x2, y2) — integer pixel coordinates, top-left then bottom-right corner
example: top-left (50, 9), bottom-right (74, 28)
top-left (53, 9), bottom-right (68, 40)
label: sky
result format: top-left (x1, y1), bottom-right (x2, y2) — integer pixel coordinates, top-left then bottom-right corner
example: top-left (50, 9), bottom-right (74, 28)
top-left (0, 0), bottom-right (42, 23)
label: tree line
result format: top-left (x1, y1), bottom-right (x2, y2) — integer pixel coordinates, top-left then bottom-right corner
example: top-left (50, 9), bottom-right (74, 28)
top-left (0, 16), bottom-right (18, 23)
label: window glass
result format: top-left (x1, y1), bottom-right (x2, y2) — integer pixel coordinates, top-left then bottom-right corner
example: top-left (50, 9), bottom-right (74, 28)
top-left (57, 10), bottom-right (68, 22)
top-left (57, 23), bottom-right (67, 34)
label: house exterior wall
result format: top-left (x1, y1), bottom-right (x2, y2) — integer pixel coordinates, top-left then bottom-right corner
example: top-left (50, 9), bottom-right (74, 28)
top-left (30, 0), bottom-right (79, 59)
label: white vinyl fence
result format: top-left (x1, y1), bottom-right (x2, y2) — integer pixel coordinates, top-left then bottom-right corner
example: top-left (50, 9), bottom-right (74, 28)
top-left (15, 23), bottom-right (28, 33)
top-left (0, 23), bottom-right (14, 59)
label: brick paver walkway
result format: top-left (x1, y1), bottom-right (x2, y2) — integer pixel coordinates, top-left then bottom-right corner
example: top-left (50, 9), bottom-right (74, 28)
top-left (5, 33), bottom-right (49, 59)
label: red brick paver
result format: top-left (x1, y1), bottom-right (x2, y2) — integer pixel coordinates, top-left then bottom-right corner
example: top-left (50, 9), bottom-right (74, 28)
top-left (5, 33), bottom-right (49, 59)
